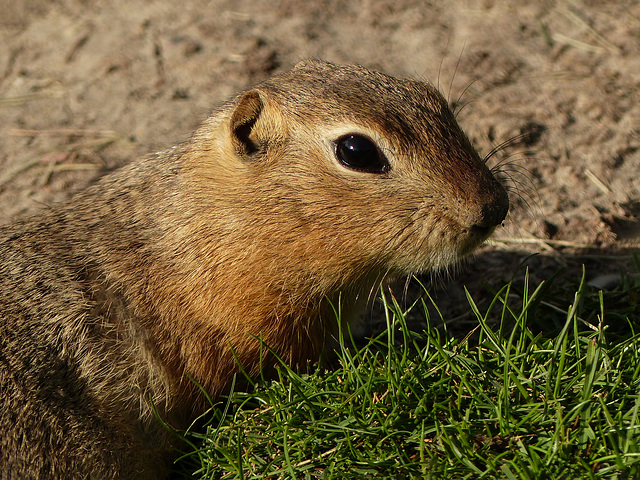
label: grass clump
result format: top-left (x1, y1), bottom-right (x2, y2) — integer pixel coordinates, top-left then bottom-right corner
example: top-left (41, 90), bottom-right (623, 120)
top-left (181, 267), bottom-right (640, 479)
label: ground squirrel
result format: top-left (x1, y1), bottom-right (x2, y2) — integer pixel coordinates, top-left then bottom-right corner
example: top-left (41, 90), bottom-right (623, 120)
top-left (0, 60), bottom-right (508, 478)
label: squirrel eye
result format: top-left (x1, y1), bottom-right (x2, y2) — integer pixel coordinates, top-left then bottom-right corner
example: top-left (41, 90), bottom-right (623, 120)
top-left (335, 134), bottom-right (389, 174)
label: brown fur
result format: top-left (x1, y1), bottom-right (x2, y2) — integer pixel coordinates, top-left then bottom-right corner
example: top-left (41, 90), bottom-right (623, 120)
top-left (0, 60), bottom-right (508, 478)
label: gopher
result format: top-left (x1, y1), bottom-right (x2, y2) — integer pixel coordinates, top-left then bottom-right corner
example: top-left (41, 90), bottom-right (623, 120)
top-left (0, 60), bottom-right (508, 478)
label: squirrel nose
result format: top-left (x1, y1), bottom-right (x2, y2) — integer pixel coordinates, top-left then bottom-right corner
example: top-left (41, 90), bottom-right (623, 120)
top-left (475, 187), bottom-right (509, 228)
top-left (461, 179), bottom-right (510, 230)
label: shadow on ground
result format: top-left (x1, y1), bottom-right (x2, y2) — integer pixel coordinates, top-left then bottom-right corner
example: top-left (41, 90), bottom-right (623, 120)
top-left (364, 246), bottom-right (640, 341)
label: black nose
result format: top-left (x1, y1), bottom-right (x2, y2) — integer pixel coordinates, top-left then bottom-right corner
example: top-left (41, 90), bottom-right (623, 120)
top-left (475, 187), bottom-right (509, 228)
top-left (459, 175), bottom-right (510, 231)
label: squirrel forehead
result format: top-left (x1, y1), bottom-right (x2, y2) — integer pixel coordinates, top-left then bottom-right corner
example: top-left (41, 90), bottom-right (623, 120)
top-left (259, 61), bottom-right (455, 142)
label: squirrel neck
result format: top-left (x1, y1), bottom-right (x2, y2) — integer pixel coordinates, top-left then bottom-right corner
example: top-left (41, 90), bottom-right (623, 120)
top-left (60, 148), bottom-right (355, 414)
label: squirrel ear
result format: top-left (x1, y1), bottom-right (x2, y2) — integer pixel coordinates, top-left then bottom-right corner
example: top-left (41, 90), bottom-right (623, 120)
top-left (229, 90), bottom-right (264, 158)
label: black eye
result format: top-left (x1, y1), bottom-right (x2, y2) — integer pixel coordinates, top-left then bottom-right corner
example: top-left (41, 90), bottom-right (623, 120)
top-left (335, 134), bottom-right (389, 174)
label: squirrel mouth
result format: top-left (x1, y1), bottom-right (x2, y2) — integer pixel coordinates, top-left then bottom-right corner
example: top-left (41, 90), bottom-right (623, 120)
top-left (470, 224), bottom-right (498, 240)
top-left (456, 224), bottom-right (498, 258)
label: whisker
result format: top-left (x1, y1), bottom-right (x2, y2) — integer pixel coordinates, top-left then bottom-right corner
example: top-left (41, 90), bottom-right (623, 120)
top-left (497, 165), bottom-right (532, 187)
top-left (447, 40), bottom-right (466, 106)
top-left (496, 157), bottom-right (538, 189)
top-left (452, 78), bottom-right (482, 118)
top-left (492, 158), bottom-right (535, 175)
top-left (453, 99), bottom-right (476, 119)
top-left (484, 122), bottom-right (547, 164)
top-left (483, 132), bottom-right (533, 164)
top-left (437, 33), bottom-right (453, 94)
top-left (498, 166), bottom-right (539, 210)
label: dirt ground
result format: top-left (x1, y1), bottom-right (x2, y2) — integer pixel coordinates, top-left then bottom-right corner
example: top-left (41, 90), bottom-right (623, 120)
top-left (1, 0), bottom-right (639, 319)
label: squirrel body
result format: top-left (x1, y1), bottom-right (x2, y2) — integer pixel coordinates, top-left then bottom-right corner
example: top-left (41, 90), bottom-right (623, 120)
top-left (0, 60), bottom-right (508, 478)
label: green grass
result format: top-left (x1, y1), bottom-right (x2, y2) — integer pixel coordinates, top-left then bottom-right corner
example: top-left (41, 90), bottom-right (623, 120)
top-left (178, 264), bottom-right (640, 479)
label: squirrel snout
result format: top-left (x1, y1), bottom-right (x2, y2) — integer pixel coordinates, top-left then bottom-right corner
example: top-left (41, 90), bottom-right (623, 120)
top-left (476, 189), bottom-right (509, 228)
top-left (462, 180), bottom-right (510, 232)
